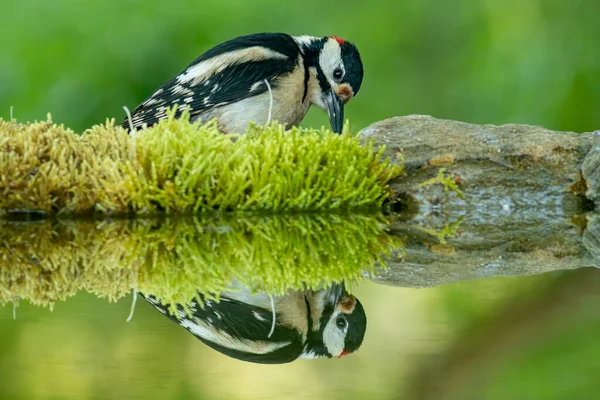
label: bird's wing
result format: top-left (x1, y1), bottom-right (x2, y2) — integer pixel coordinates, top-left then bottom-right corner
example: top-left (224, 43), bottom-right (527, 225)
top-left (142, 293), bottom-right (304, 364)
top-left (123, 33), bottom-right (300, 130)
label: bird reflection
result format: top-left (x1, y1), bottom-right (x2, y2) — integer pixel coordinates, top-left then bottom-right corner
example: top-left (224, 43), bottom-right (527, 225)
top-left (142, 281), bottom-right (366, 364)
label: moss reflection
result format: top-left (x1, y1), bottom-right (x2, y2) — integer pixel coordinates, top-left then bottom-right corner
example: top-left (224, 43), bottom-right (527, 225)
top-left (0, 213), bottom-right (401, 312)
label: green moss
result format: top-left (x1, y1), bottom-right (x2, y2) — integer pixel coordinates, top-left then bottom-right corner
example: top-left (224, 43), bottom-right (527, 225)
top-left (0, 213), bottom-right (401, 314)
top-left (0, 110), bottom-right (402, 215)
top-left (416, 216), bottom-right (465, 244)
top-left (418, 168), bottom-right (465, 199)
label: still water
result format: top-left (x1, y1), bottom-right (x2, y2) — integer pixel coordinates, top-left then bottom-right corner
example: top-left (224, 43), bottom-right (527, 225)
top-left (1, 214), bottom-right (599, 400)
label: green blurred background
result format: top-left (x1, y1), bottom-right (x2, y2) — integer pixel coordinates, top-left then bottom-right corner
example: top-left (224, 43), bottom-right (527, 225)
top-left (2, 270), bottom-right (600, 400)
top-left (2, 0), bottom-right (600, 399)
top-left (1, 0), bottom-right (599, 133)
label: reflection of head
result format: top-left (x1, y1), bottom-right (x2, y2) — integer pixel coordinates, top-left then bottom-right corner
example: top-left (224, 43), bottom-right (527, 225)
top-left (143, 282), bottom-right (367, 364)
top-left (301, 284), bottom-right (367, 359)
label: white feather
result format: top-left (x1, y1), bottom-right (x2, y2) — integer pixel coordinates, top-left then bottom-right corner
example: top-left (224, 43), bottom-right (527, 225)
top-left (177, 47), bottom-right (288, 85)
top-left (123, 106), bottom-right (136, 160)
top-left (318, 38), bottom-right (343, 89)
top-left (264, 79), bottom-right (273, 125)
top-left (321, 309), bottom-right (347, 357)
top-left (181, 317), bottom-right (291, 354)
top-left (268, 294), bottom-right (276, 338)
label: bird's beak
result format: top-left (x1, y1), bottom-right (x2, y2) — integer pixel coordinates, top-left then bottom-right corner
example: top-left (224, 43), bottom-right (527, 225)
top-left (324, 90), bottom-right (344, 134)
top-left (327, 282), bottom-right (347, 306)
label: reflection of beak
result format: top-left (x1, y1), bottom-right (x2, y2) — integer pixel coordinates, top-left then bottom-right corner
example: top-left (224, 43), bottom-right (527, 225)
top-left (327, 282), bottom-right (346, 306)
top-left (324, 90), bottom-right (344, 134)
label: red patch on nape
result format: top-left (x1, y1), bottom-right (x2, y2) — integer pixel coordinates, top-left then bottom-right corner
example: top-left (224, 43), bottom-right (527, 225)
top-left (337, 350), bottom-right (350, 359)
top-left (329, 36), bottom-right (346, 45)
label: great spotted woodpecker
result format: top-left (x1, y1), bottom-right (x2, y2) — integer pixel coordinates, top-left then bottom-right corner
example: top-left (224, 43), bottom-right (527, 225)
top-left (122, 33), bottom-right (364, 134)
top-left (143, 282), bottom-right (366, 364)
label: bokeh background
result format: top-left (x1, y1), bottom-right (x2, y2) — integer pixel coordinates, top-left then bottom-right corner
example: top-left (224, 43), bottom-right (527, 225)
top-left (2, 270), bottom-right (600, 400)
top-left (1, 0), bottom-right (599, 133)
top-left (2, 0), bottom-right (600, 399)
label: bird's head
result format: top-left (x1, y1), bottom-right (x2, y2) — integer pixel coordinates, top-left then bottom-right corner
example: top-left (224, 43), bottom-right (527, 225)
top-left (302, 282), bottom-right (367, 359)
top-left (297, 35), bottom-right (364, 133)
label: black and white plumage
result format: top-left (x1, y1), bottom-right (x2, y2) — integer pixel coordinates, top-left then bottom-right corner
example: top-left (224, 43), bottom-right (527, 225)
top-left (142, 282), bottom-right (366, 364)
top-left (122, 33), bottom-right (364, 134)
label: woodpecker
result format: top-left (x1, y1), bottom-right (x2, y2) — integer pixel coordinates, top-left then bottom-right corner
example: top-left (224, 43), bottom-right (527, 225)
top-left (122, 33), bottom-right (363, 134)
top-left (142, 282), bottom-right (366, 364)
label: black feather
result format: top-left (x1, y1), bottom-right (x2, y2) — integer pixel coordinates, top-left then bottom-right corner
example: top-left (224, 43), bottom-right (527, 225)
top-left (191, 33), bottom-right (299, 66)
top-left (297, 37), bottom-right (329, 94)
top-left (142, 293), bottom-right (305, 364)
top-left (183, 58), bottom-right (296, 117)
top-left (343, 297), bottom-right (366, 353)
top-left (303, 298), bottom-right (336, 358)
top-left (340, 41), bottom-right (364, 95)
top-left (122, 33), bottom-right (300, 130)
top-left (200, 337), bottom-right (304, 364)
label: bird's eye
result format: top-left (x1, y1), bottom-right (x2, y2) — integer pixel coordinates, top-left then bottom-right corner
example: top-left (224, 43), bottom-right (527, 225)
top-left (333, 67), bottom-right (344, 81)
top-left (336, 316), bottom-right (347, 329)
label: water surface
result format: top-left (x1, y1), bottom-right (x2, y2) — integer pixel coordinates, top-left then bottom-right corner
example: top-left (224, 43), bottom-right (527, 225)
top-left (1, 214), bottom-right (599, 399)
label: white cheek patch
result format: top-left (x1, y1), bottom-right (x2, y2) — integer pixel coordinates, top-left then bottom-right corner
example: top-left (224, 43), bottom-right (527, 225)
top-left (322, 311), bottom-right (346, 357)
top-left (318, 39), bottom-right (343, 88)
